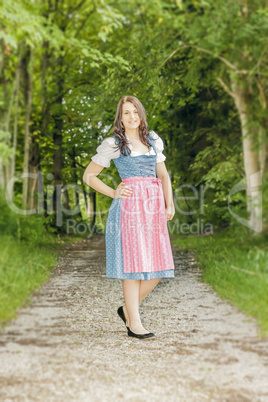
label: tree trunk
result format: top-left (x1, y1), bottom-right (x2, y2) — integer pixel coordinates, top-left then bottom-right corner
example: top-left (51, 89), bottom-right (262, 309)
top-left (82, 181), bottom-right (89, 211)
top-left (90, 191), bottom-right (98, 233)
top-left (0, 38), bottom-right (6, 189)
top-left (51, 51), bottom-right (64, 231)
top-left (258, 125), bottom-right (267, 172)
top-left (22, 45), bottom-right (34, 207)
top-left (28, 139), bottom-right (40, 210)
top-left (63, 188), bottom-right (71, 211)
top-left (71, 146), bottom-right (82, 219)
top-left (8, 51), bottom-right (22, 199)
top-left (44, 188), bottom-right (48, 218)
top-left (40, 40), bottom-right (51, 147)
top-left (4, 62), bottom-right (18, 186)
top-left (0, 160), bottom-right (4, 189)
top-left (231, 79), bottom-right (262, 233)
top-left (0, 38), bottom-right (8, 189)
top-left (1, 45), bottom-right (18, 190)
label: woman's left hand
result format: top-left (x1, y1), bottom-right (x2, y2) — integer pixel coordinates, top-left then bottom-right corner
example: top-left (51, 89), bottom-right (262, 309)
top-left (166, 204), bottom-right (175, 221)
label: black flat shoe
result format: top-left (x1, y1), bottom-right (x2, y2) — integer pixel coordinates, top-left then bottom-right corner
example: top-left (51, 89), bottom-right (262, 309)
top-left (127, 327), bottom-right (156, 339)
top-left (117, 306), bottom-right (127, 326)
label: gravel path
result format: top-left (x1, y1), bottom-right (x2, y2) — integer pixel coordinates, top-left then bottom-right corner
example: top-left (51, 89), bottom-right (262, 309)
top-left (0, 236), bottom-right (268, 401)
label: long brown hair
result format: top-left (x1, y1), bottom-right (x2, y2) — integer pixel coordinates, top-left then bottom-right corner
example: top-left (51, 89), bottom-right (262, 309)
top-left (112, 95), bottom-right (151, 156)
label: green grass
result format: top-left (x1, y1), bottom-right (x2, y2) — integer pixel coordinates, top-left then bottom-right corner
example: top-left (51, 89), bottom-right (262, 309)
top-left (172, 225), bottom-right (268, 337)
top-left (0, 235), bottom-right (58, 327)
top-left (0, 188), bottom-right (93, 328)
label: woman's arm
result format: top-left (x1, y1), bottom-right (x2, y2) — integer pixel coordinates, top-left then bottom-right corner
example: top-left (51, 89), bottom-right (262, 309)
top-left (83, 161), bottom-right (115, 199)
top-left (156, 162), bottom-right (175, 220)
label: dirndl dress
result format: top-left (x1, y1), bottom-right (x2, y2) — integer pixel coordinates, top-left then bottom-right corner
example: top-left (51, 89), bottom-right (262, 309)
top-left (104, 131), bottom-right (175, 280)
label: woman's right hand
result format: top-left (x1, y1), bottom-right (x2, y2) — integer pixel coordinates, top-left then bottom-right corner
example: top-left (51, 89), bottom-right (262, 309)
top-left (114, 182), bottom-right (133, 199)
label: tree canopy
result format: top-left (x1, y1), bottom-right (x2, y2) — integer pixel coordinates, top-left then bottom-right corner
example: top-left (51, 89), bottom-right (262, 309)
top-left (1, 0), bottom-right (267, 235)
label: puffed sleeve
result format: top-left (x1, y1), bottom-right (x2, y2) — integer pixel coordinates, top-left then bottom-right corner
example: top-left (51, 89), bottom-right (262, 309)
top-left (91, 137), bottom-right (120, 167)
top-left (150, 130), bottom-right (166, 163)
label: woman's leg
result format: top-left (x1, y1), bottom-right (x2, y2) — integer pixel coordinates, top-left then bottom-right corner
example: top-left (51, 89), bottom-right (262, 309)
top-left (123, 279), bottom-right (150, 334)
top-left (122, 278), bottom-right (162, 333)
top-left (139, 278), bottom-right (162, 304)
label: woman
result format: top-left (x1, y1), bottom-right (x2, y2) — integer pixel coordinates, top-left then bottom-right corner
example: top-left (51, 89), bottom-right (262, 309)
top-left (83, 95), bottom-right (175, 340)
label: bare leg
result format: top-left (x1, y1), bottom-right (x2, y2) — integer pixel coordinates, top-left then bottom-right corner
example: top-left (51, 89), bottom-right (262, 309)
top-left (139, 278), bottom-right (162, 304)
top-left (122, 278), bottom-right (162, 333)
top-left (123, 279), bottom-right (150, 334)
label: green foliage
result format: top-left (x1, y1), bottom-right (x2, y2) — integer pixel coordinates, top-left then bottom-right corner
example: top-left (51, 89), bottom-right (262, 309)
top-left (1, 0), bottom-right (267, 235)
top-left (0, 191), bottom-right (19, 237)
top-left (0, 190), bottom-right (57, 246)
top-left (174, 226), bottom-right (268, 337)
top-left (0, 235), bottom-right (57, 325)
top-left (0, 189), bottom-right (63, 325)
top-left (0, 130), bottom-right (14, 162)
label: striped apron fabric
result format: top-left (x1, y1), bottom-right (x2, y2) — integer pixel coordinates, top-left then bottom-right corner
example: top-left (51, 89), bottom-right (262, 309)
top-left (121, 176), bottom-right (175, 273)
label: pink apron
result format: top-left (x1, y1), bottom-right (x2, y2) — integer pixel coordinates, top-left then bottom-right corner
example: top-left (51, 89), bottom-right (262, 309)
top-left (121, 176), bottom-right (175, 273)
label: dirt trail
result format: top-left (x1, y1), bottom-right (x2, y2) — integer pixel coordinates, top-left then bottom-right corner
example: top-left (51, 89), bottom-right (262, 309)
top-left (0, 236), bottom-right (268, 401)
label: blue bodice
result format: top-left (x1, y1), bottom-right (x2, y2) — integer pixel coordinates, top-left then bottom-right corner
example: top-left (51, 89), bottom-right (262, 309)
top-left (112, 131), bottom-right (157, 179)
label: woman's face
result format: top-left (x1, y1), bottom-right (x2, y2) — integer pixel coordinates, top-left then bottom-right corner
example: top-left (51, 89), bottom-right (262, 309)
top-left (121, 101), bottom-right (141, 131)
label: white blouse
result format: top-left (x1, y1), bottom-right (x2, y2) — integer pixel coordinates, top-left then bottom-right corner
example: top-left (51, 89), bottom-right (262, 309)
top-left (91, 130), bottom-right (166, 168)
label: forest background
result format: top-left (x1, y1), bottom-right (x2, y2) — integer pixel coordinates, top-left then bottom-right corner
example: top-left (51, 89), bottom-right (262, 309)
top-left (1, 0), bottom-right (268, 335)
